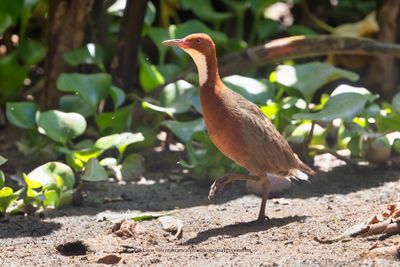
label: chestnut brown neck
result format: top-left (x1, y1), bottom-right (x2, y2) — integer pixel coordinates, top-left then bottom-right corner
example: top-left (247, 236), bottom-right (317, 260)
top-left (201, 50), bottom-right (221, 92)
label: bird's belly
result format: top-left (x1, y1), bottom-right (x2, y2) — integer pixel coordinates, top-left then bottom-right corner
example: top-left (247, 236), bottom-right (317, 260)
top-left (205, 119), bottom-right (249, 169)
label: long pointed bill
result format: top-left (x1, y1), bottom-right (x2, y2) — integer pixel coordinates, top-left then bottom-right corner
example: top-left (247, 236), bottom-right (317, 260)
top-left (162, 38), bottom-right (187, 48)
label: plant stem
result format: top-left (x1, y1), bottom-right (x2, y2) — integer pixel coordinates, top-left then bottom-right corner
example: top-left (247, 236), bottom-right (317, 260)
top-left (301, 1), bottom-right (335, 33)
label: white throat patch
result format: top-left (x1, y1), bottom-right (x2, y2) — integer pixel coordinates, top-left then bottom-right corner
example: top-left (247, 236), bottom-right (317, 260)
top-left (184, 48), bottom-right (208, 86)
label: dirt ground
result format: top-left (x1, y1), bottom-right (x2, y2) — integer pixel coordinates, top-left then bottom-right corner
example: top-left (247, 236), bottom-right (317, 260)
top-left (0, 152), bottom-right (400, 266)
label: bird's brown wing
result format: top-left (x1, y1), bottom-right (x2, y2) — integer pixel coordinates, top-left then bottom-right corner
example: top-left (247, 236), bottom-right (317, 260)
top-left (235, 97), bottom-right (299, 176)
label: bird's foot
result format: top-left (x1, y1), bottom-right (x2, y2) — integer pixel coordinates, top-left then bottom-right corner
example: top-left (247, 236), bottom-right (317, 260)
top-left (208, 176), bottom-right (230, 200)
top-left (255, 214), bottom-right (270, 224)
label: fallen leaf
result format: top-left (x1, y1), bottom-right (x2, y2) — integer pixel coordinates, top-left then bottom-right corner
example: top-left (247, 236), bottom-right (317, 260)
top-left (158, 216), bottom-right (183, 241)
top-left (112, 219), bottom-right (136, 238)
top-left (97, 210), bottom-right (177, 223)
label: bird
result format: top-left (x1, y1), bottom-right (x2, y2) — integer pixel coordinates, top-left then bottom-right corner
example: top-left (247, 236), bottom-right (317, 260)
top-left (163, 33), bottom-right (315, 222)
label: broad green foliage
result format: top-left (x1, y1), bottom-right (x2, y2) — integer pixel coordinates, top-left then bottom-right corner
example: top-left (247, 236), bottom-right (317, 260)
top-left (0, 161), bottom-right (75, 214)
top-left (181, 0), bottom-right (232, 22)
top-left (1, 0), bottom-right (394, 212)
top-left (0, 187), bottom-right (20, 214)
top-left (293, 93), bottom-right (375, 122)
top-left (273, 62), bottom-right (359, 102)
top-left (95, 104), bottom-right (134, 135)
top-left (27, 162), bottom-right (75, 190)
top-left (59, 95), bottom-right (93, 117)
top-left (6, 102), bottom-right (37, 129)
top-left (0, 0), bottom-right (46, 102)
top-left (82, 158), bottom-right (108, 182)
top-left (37, 110), bottom-right (87, 144)
top-left (143, 80), bottom-right (197, 114)
top-left (57, 73), bottom-right (112, 111)
top-left (139, 61), bottom-right (165, 92)
top-left (223, 75), bottom-right (274, 104)
top-left (64, 43), bottom-right (104, 66)
top-left (95, 132), bottom-right (144, 157)
top-left (162, 119), bottom-right (205, 143)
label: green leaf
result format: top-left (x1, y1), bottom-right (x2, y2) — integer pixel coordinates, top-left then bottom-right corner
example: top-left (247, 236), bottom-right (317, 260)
top-left (23, 173), bottom-right (42, 189)
top-left (294, 93), bottom-right (375, 122)
top-left (144, 1), bottom-right (156, 26)
top-left (107, 0), bottom-right (126, 15)
top-left (256, 19), bottom-right (280, 41)
top-left (95, 132), bottom-right (144, 155)
top-left (18, 40), bottom-right (46, 65)
top-left (99, 157), bottom-right (118, 168)
top-left (172, 20), bottom-right (229, 46)
top-left (37, 110), bottom-right (87, 143)
top-left (82, 158), bottom-right (108, 182)
top-left (287, 25), bottom-right (317, 36)
top-left (0, 171), bottom-right (5, 188)
top-left (144, 80), bottom-right (196, 114)
top-left (95, 104), bottom-right (133, 135)
top-left (65, 147), bottom-right (103, 171)
top-left (222, 75), bottom-right (273, 104)
top-left (392, 92), bottom-right (400, 113)
top-left (251, 0), bottom-right (277, 13)
top-left (157, 64), bottom-right (180, 81)
top-left (64, 43), bottom-right (104, 66)
top-left (6, 101), bottom-right (37, 129)
top-left (274, 62), bottom-right (359, 102)
top-left (0, 56), bottom-right (28, 102)
top-left (58, 189), bottom-right (73, 207)
top-left (115, 133), bottom-right (145, 155)
top-left (121, 154), bottom-right (145, 181)
top-left (287, 123), bottom-right (327, 145)
top-left (181, 0), bottom-right (231, 22)
top-left (139, 59), bottom-right (165, 92)
top-left (160, 80), bottom-right (196, 111)
top-left (376, 114), bottom-right (400, 133)
top-left (57, 73), bottom-right (111, 110)
top-left (110, 85), bottom-right (125, 109)
top-left (162, 118), bottom-right (205, 143)
top-left (348, 135), bottom-right (362, 157)
top-left (0, 1), bottom-right (23, 25)
top-left (0, 13), bottom-right (13, 35)
top-left (0, 187), bottom-right (19, 214)
top-left (0, 156), bottom-right (7, 166)
top-left (147, 27), bottom-right (169, 64)
top-left (27, 162), bottom-right (75, 190)
top-left (59, 95), bottom-right (93, 117)
top-left (96, 210), bottom-right (176, 223)
top-left (43, 189), bottom-right (59, 208)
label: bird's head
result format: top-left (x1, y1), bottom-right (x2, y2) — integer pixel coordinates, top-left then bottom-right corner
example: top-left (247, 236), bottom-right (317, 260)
top-left (163, 33), bottom-right (217, 86)
top-left (162, 33), bottom-right (216, 57)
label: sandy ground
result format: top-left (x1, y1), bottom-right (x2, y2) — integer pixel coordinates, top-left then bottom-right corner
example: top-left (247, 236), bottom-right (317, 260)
top-left (0, 154), bottom-right (400, 266)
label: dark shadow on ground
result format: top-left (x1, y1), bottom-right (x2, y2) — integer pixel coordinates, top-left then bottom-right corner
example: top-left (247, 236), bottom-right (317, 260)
top-left (183, 215), bottom-right (307, 245)
top-left (285, 165), bottom-right (400, 199)
top-left (0, 216), bottom-right (61, 239)
top-left (40, 164), bottom-right (400, 219)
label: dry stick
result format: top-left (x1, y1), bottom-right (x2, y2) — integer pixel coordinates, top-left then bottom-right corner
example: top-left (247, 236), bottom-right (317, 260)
top-left (218, 35), bottom-right (400, 77)
top-left (151, 35), bottom-right (400, 99)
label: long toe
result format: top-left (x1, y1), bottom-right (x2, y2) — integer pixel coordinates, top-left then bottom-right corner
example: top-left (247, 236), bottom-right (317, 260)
top-left (208, 179), bottom-right (227, 200)
top-left (255, 214), bottom-right (270, 224)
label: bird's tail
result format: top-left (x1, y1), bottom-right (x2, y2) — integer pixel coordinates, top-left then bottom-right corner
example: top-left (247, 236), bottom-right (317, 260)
top-left (289, 154), bottom-right (315, 181)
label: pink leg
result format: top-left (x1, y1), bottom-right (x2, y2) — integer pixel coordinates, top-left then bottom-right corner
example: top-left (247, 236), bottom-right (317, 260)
top-left (257, 176), bottom-right (272, 222)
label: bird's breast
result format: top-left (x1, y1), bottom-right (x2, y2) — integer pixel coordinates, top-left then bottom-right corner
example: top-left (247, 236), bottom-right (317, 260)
top-left (200, 88), bottom-right (249, 168)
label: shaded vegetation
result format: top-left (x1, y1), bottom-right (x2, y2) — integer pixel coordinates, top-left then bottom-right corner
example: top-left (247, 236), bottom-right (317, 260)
top-left (0, 0), bottom-right (400, 214)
